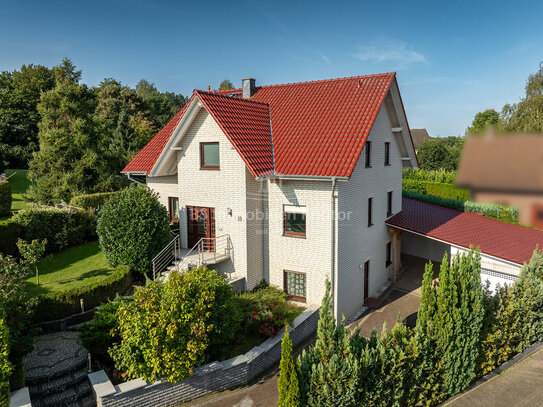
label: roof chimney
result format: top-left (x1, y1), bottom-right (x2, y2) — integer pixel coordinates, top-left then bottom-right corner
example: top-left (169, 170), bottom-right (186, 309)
top-left (207, 86), bottom-right (211, 92)
top-left (242, 78), bottom-right (256, 98)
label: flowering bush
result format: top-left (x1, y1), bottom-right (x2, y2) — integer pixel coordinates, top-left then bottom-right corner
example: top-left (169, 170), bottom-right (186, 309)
top-left (239, 286), bottom-right (304, 338)
top-left (247, 302), bottom-right (287, 338)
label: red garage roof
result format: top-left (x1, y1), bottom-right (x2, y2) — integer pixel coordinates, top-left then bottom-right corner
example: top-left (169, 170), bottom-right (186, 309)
top-left (386, 198), bottom-right (543, 266)
top-left (122, 73), bottom-right (399, 177)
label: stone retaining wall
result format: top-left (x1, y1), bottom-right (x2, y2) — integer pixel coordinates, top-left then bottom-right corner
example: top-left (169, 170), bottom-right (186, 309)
top-left (89, 304), bottom-right (320, 407)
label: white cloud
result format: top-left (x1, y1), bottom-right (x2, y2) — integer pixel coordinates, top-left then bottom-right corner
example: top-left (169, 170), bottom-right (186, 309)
top-left (352, 39), bottom-right (426, 67)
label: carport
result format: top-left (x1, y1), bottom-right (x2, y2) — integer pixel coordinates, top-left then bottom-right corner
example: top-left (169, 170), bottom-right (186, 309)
top-left (386, 198), bottom-right (543, 291)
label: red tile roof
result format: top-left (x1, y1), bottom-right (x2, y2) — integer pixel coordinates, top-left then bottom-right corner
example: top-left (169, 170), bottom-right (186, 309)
top-left (196, 90), bottom-right (274, 177)
top-left (386, 198), bottom-right (543, 266)
top-left (252, 73), bottom-right (395, 176)
top-left (122, 73), bottom-right (397, 177)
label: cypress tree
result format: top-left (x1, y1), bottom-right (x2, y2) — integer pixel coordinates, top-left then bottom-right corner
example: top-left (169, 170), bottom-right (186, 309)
top-left (435, 250), bottom-right (484, 397)
top-left (278, 329), bottom-right (301, 407)
top-left (299, 279), bottom-right (359, 407)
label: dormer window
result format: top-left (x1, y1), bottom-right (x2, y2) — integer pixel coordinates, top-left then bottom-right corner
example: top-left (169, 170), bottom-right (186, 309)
top-left (200, 142), bottom-right (220, 169)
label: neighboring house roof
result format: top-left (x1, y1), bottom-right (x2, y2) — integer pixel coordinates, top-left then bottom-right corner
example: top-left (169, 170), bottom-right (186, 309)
top-left (123, 73), bottom-right (414, 177)
top-left (410, 128), bottom-right (430, 148)
top-left (386, 197), bottom-right (543, 266)
top-left (456, 133), bottom-right (543, 193)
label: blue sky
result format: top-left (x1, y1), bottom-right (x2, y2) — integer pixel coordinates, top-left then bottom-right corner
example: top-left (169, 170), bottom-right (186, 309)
top-left (1, 0), bottom-right (542, 137)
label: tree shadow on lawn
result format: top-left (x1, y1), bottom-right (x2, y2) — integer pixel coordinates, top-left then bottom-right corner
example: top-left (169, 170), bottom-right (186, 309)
top-left (26, 267), bottom-right (113, 297)
top-left (37, 242), bottom-right (103, 277)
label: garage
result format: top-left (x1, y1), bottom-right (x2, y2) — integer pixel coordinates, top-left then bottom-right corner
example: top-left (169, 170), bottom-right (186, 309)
top-left (386, 197), bottom-right (543, 291)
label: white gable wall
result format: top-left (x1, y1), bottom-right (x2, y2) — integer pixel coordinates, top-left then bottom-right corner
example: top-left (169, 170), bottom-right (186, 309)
top-left (172, 108), bottom-right (263, 286)
top-left (336, 105), bottom-right (403, 320)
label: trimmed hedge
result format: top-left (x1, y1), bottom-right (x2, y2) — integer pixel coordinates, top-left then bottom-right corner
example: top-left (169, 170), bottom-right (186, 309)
top-left (0, 182), bottom-right (11, 217)
top-left (402, 179), bottom-right (469, 201)
top-left (403, 190), bottom-right (519, 223)
top-left (402, 168), bottom-right (456, 183)
top-left (0, 207), bottom-right (97, 256)
top-left (31, 265), bottom-right (133, 323)
top-left (70, 191), bottom-right (122, 210)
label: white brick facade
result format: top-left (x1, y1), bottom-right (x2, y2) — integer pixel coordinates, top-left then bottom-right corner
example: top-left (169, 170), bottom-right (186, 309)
top-left (145, 100), bottom-right (412, 320)
top-left (335, 105), bottom-right (403, 319)
top-left (146, 175), bottom-right (177, 210)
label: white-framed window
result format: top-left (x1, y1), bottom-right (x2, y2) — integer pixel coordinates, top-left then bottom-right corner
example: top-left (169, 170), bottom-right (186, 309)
top-left (283, 205), bottom-right (306, 237)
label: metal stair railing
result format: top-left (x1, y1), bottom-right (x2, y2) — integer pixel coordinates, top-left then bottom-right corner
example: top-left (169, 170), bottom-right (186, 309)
top-left (198, 234), bottom-right (232, 265)
top-left (152, 234), bottom-right (180, 279)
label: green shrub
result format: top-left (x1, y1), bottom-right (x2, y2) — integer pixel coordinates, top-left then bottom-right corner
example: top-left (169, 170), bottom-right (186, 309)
top-left (0, 309), bottom-right (12, 407)
top-left (402, 179), bottom-right (469, 201)
top-left (70, 191), bottom-right (122, 210)
top-left (31, 265), bottom-right (132, 323)
top-left (402, 190), bottom-right (519, 223)
top-left (97, 186), bottom-right (170, 277)
top-left (402, 168), bottom-right (456, 183)
top-left (80, 296), bottom-right (133, 369)
top-left (109, 267), bottom-right (241, 383)
top-left (236, 286), bottom-right (303, 339)
top-left (0, 220), bottom-right (21, 256)
top-left (13, 207), bottom-right (97, 254)
top-left (0, 207), bottom-right (97, 256)
top-left (0, 182), bottom-right (11, 218)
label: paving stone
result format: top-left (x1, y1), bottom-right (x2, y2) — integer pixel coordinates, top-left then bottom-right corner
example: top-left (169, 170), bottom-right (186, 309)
top-left (24, 331), bottom-right (95, 407)
top-left (24, 331), bottom-right (88, 383)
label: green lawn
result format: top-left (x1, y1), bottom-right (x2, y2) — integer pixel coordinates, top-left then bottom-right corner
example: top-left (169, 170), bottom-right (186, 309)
top-left (26, 241), bottom-right (113, 297)
top-left (5, 169), bottom-right (31, 212)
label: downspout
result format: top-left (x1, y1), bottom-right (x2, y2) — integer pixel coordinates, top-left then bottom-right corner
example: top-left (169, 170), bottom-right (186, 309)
top-left (330, 177), bottom-right (337, 319)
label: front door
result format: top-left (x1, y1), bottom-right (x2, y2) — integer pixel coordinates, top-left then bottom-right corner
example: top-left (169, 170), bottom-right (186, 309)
top-left (364, 261), bottom-right (370, 300)
top-left (187, 206), bottom-right (215, 250)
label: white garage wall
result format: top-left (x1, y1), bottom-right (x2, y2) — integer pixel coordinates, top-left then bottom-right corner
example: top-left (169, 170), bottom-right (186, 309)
top-left (451, 246), bottom-right (521, 293)
top-left (401, 231), bottom-right (450, 263)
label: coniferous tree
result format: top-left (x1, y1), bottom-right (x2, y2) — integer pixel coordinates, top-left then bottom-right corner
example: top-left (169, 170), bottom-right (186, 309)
top-left (278, 328), bottom-right (301, 407)
top-left (299, 279), bottom-right (359, 407)
top-left (27, 59), bottom-right (101, 203)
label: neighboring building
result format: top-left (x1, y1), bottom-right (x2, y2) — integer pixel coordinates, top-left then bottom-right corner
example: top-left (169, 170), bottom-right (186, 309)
top-left (456, 132), bottom-right (543, 229)
top-left (410, 128), bottom-right (430, 150)
top-left (123, 73), bottom-right (418, 320)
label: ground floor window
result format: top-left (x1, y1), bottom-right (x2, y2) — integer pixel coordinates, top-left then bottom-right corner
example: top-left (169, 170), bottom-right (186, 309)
top-left (168, 197), bottom-right (179, 223)
top-left (284, 270), bottom-right (306, 301)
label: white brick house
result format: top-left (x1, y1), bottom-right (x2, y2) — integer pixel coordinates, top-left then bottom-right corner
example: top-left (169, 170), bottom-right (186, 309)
top-left (122, 73), bottom-right (418, 320)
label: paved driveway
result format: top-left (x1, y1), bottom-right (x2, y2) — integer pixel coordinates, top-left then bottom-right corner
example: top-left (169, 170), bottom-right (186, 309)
top-left (444, 347), bottom-right (543, 407)
top-left (348, 255), bottom-right (438, 336)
